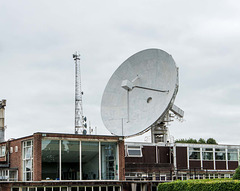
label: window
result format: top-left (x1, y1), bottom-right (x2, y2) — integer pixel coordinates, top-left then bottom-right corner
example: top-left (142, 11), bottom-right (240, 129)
top-left (228, 149), bottom-right (238, 161)
top-left (202, 148), bottom-right (213, 160)
top-left (0, 170), bottom-right (8, 180)
top-left (189, 148), bottom-right (200, 160)
top-left (9, 170), bottom-right (18, 181)
top-left (16, 186), bottom-right (121, 191)
top-left (209, 174), bottom-right (214, 179)
top-left (15, 146), bottom-right (18, 152)
top-left (101, 142), bottom-right (118, 180)
top-left (61, 141), bottom-right (80, 180)
top-left (215, 148), bottom-right (226, 160)
top-left (82, 141), bottom-right (99, 180)
top-left (0, 145), bottom-right (6, 157)
top-left (127, 146), bottom-right (142, 157)
top-left (10, 147), bottom-right (13, 154)
top-left (41, 139), bottom-right (119, 181)
top-left (22, 140), bottom-right (33, 181)
top-left (182, 174), bottom-right (187, 180)
top-left (42, 140), bottom-right (60, 180)
top-left (225, 174), bottom-right (230, 178)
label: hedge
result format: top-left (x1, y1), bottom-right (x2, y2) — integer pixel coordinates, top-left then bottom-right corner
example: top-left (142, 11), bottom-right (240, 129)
top-left (158, 179), bottom-right (240, 191)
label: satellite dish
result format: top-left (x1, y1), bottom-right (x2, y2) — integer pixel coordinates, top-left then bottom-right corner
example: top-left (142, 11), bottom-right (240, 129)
top-left (101, 49), bottom-right (178, 137)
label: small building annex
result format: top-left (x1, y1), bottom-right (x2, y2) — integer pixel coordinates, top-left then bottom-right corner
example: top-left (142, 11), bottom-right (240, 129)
top-left (0, 132), bottom-right (125, 191)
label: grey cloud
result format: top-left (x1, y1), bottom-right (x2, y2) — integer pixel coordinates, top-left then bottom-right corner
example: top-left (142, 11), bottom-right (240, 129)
top-left (1, 0), bottom-right (240, 144)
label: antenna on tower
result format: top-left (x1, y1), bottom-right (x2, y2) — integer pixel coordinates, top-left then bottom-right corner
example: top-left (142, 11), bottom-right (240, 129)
top-left (73, 51), bottom-right (87, 134)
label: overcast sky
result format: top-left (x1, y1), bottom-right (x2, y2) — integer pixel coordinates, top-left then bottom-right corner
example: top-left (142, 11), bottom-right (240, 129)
top-left (1, 1), bottom-right (240, 144)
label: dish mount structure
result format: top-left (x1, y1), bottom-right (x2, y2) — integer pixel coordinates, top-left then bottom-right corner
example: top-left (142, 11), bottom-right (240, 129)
top-left (101, 49), bottom-right (184, 143)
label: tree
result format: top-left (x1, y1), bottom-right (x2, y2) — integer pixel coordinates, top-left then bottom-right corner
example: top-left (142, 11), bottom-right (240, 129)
top-left (175, 138), bottom-right (197, 144)
top-left (186, 138), bottom-right (198, 144)
top-left (198, 138), bottom-right (206, 144)
top-left (206, 138), bottom-right (217, 144)
top-left (175, 138), bottom-right (218, 144)
top-left (233, 166), bottom-right (240, 180)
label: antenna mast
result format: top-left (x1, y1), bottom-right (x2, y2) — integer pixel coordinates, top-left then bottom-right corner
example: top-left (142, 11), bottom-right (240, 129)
top-left (73, 51), bottom-right (85, 134)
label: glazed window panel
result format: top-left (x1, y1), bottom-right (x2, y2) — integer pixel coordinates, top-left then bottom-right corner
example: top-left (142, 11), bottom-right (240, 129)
top-left (127, 146), bottom-right (142, 157)
top-left (202, 148), bottom-right (213, 160)
top-left (215, 148), bottom-right (226, 160)
top-left (101, 142), bottom-right (118, 180)
top-left (22, 140), bottom-right (33, 181)
top-left (228, 149), bottom-right (238, 161)
top-left (42, 140), bottom-right (60, 180)
top-left (61, 140), bottom-right (80, 180)
top-left (0, 145), bottom-right (6, 157)
top-left (81, 141), bottom-right (99, 180)
top-left (189, 148), bottom-right (200, 160)
top-left (203, 152), bottom-right (213, 160)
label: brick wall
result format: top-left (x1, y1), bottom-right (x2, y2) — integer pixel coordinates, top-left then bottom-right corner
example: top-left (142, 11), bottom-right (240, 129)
top-left (118, 140), bottom-right (125, 180)
top-left (9, 135), bottom-right (33, 181)
top-left (33, 133), bottom-right (42, 181)
top-left (9, 139), bottom-right (22, 180)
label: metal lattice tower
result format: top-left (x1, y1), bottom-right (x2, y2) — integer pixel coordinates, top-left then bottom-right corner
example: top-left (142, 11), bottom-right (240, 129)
top-left (73, 52), bottom-right (84, 134)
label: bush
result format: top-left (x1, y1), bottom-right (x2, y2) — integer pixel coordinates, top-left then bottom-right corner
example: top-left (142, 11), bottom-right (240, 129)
top-left (233, 166), bottom-right (240, 180)
top-left (158, 179), bottom-right (240, 191)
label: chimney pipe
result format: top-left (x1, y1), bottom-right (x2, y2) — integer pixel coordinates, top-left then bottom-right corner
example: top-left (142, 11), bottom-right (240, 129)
top-left (0, 99), bottom-right (6, 143)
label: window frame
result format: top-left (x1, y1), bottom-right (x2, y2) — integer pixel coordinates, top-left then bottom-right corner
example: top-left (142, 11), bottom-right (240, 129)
top-left (228, 148), bottom-right (238, 161)
top-left (126, 145), bottom-right (142, 157)
top-left (22, 140), bottom-right (33, 181)
top-left (189, 147), bottom-right (200, 160)
top-left (202, 148), bottom-right (213, 160)
top-left (0, 145), bottom-right (6, 157)
top-left (215, 148), bottom-right (226, 161)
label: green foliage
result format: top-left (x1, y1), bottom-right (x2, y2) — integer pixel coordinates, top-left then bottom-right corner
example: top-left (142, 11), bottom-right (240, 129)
top-left (198, 138), bottom-right (206, 144)
top-left (175, 137), bottom-right (217, 144)
top-left (158, 179), bottom-right (240, 191)
top-left (175, 138), bottom-right (197, 144)
top-left (206, 138), bottom-right (217, 144)
top-left (233, 166), bottom-right (240, 180)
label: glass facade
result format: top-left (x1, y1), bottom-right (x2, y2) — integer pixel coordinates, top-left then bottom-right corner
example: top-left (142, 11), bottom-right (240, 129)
top-left (202, 148), bottom-right (213, 160)
top-left (61, 141), bottom-right (80, 180)
top-left (82, 141), bottom-right (99, 180)
top-left (188, 147), bottom-right (239, 161)
top-left (215, 148), bottom-right (226, 160)
top-left (41, 139), bottom-right (119, 180)
top-left (189, 148), bottom-right (200, 160)
top-left (228, 149), bottom-right (238, 161)
top-left (42, 140), bottom-right (60, 180)
top-left (101, 142), bottom-right (118, 180)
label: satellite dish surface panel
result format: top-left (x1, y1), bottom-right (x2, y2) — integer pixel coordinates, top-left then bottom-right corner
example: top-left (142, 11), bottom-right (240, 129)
top-left (101, 49), bottom-right (178, 137)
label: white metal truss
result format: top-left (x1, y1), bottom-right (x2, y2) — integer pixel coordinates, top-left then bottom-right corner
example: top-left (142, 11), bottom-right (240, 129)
top-left (73, 52), bottom-right (84, 134)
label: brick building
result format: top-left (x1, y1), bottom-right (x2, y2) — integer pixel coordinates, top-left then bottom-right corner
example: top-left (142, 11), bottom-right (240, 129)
top-left (0, 132), bottom-right (125, 191)
top-left (0, 134), bottom-right (239, 191)
top-left (124, 142), bottom-right (240, 182)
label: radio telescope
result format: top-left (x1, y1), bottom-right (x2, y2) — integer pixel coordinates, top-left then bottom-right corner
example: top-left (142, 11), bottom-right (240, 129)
top-left (101, 49), bottom-right (184, 143)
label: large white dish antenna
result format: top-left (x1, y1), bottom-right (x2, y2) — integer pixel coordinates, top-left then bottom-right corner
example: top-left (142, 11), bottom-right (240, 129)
top-left (101, 49), bottom-right (178, 137)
